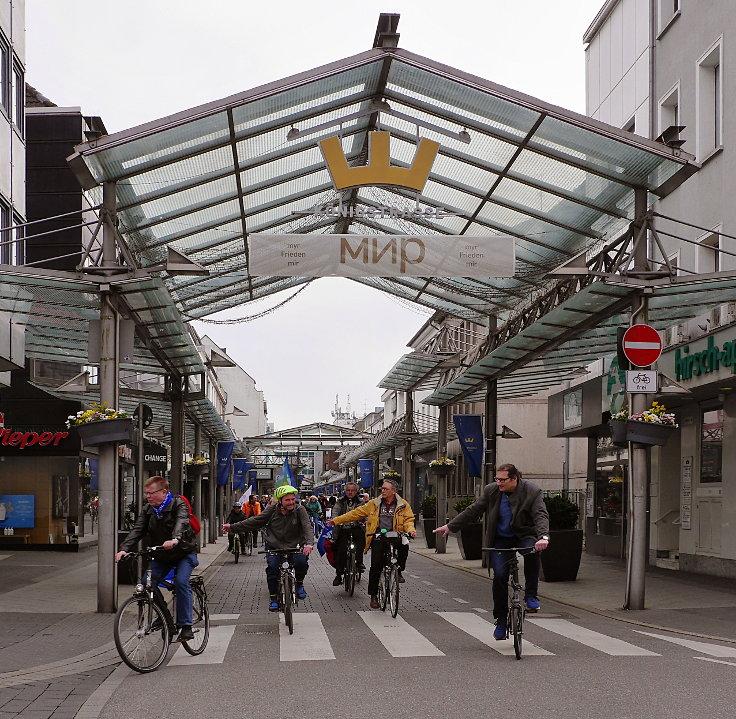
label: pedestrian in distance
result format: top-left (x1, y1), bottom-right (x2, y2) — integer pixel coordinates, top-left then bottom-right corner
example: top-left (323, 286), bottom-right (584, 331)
top-left (115, 476), bottom-right (198, 642)
top-left (434, 463), bottom-right (549, 640)
top-left (223, 485), bottom-right (313, 612)
top-left (328, 478), bottom-right (415, 609)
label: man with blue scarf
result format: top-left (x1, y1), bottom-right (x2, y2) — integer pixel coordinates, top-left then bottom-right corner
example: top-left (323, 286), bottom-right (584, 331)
top-left (115, 476), bottom-right (198, 642)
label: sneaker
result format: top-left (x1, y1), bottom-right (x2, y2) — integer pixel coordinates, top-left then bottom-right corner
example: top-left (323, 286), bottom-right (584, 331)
top-left (296, 586), bottom-right (308, 600)
top-left (397, 571), bottom-right (406, 584)
top-left (268, 596), bottom-right (280, 612)
top-left (370, 596), bottom-right (380, 609)
top-left (177, 626), bottom-right (194, 642)
top-left (332, 575), bottom-right (342, 586)
top-left (525, 597), bottom-right (540, 612)
top-left (493, 619), bottom-right (507, 641)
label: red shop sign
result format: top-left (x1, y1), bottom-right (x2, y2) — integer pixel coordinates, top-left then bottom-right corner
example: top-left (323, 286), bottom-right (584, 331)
top-left (0, 427), bottom-right (70, 449)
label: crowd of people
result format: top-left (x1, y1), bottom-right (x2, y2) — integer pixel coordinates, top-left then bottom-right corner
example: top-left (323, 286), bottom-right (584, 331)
top-left (115, 461), bottom-right (550, 642)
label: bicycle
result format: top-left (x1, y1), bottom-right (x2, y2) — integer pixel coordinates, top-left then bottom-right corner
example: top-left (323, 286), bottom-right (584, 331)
top-left (483, 546), bottom-right (536, 660)
top-left (342, 524), bottom-right (363, 597)
top-left (243, 530), bottom-right (254, 557)
top-left (261, 548), bottom-right (302, 634)
top-left (114, 547), bottom-right (210, 673)
top-left (232, 532), bottom-right (241, 563)
top-left (369, 530), bottom-right (410, 618)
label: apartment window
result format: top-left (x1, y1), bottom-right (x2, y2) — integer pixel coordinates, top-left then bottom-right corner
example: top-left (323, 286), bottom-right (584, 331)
top-left (10, 59), bottom-right (23, 134)
top-left (11, 213), bottom-right (24, 265)
top-left (659, 83), bottom-right (680, 137)
top-left (0, 33), bottom-right (8, 114)
top-left (697, 231), bottom-right (720, 274)
top-left (0, 199), bottom-right (10, 264)
top-left (697, 39), bottom-right (723, 159)
top-left (700, 407), bottom-right (723, 483)
top-left (657, 0), bottom-right (681, 35)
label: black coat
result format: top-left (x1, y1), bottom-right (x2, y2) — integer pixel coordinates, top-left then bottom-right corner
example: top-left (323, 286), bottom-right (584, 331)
top-left (119, 496), bottom-right (197, 560)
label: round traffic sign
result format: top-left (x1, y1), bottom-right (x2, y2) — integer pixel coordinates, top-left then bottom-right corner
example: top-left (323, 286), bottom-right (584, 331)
top-left (622, 324), bottom-right (662, 367)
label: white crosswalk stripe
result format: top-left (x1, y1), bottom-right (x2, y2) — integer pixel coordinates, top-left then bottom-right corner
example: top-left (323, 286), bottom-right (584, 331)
top-left (528, 618), bottom-right (660, 655)
top-left (168, 625), bottom-right (236, 665)
top-left (635, 631), bottom-right (736, 657)
top-left (358, 611), bottom-right (445, 657)
top-left (279, 612), bottom-right (335, 662)
top-left (437, 612), bottom-right (553, 656)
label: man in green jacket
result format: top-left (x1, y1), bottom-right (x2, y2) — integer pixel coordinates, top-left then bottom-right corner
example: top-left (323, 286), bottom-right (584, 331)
top-left (434, 463), bottom-right (549, 640)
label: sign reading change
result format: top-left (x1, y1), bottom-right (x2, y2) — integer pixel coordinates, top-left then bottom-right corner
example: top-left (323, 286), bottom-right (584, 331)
top-left (249, 234), bottom-right (515, 278)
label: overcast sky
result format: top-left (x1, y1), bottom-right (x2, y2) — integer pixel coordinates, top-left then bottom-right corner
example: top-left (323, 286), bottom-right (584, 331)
top-left (25, 0), bottom-right (598, 430)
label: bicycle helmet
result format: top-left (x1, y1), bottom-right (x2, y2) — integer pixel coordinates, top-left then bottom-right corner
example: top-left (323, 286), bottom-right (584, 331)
top-left (274, 485), bottom-right (299, 501)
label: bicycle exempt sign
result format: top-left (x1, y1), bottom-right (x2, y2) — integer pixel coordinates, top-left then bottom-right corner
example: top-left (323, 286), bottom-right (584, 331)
top-left (249, 234), bottom-right (515, 278)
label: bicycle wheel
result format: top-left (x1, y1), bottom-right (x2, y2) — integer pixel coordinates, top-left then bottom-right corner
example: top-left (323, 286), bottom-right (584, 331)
top-left (233, 535), bottom-right (240, 563)
top-left (344, 551), bottom-right (356, 596)
top-left (182, 587), bottom-right (210, 655)
top-left (245, 532), bottom-right (253, 556)
top-left (114, 596), bottom-right (170, 673)
top-left (380, 569), bottom-right (390, 612)
top-left (282, 573), bottom-right (294, 635)
top-left (510, 605), bottom-right (523, 660)
top-left (388, 566), bottom-right (400, 618)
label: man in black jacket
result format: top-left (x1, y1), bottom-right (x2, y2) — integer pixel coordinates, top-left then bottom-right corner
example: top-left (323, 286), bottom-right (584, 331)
top-left (434, 463), bottom-right (549, 640)
top-left (330, 481), bottom-right (366, 586)
top-left (115, 476), bottom-right (198, 642)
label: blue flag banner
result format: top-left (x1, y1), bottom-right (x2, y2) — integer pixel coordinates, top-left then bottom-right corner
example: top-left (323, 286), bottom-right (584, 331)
top-left (358, 459), bottom-right (374, 488)
top-left (88, 458), bottom-right (99, 492)
top-left (216, 441), bottom-right (235, 486)
top-left (276, 456), bottom-right (296, 488)
top-left (232, 459), bottom-right (253, 491)
top-left (248, 469), bottom-right (258, 490)
top-left (453, 414), bottom-right (485, 478)
top-left (316, 523), bottom-right (333, 556)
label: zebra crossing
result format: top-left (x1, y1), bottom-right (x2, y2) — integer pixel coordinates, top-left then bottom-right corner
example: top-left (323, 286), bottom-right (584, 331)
top-left (165, 611), bottom-right (736, 666)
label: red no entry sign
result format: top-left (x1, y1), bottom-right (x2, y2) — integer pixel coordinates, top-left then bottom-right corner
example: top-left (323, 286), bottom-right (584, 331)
top-left (622, 324), bottom-right (662, 367)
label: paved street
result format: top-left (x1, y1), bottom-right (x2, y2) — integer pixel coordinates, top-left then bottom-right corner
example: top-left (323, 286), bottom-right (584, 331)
top-left (2, 538), bottom-right (736, 718)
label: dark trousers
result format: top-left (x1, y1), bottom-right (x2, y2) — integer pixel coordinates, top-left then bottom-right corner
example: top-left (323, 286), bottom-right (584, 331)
top-left (334, 527), bottom-right (365, 575)
top-left (489, 535), bottom-right (538, 620)
top-left (265, 551), bottom-right (308, 596)
top-left (367, 538), bottom-right (408, 596)
top-left (151, 553), bottom-right (199, 627)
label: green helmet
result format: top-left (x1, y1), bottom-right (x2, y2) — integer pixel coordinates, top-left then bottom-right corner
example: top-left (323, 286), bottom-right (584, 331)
top-left (274, 485), bottom-right (298, 501)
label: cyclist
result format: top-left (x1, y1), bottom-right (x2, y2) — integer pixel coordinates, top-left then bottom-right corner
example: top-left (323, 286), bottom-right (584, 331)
top-left (330, 481), bottom-right (366, 586)
top-left (242, 494), bottom-right (262, 548)
top-left (327, 478), bottom-right (415, 609)
top-left (223, 484), bottom-right (313, 612)
top-left (226, 502), bottom-right (246, 552)
top-left (114, 476), bottom-right (198, 642)
top-left (304, 495), bottom-right (323, 537)
top-left (434, 463), bottom-right (549, 640)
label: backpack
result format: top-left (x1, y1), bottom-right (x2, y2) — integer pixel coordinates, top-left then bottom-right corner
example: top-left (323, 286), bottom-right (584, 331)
top-left (177, 494), bottom-right (201, 535)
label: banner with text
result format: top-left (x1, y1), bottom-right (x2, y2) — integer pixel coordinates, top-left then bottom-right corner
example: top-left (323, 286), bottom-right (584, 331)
top-left (453, 414), bottom-right (485, 479)
top-left (250, 234), bottom-right (515, 278)
top-left (216, 441), bottom-right (234, 486)
top-left (232, 459), bottom-right (254, 491)
top-left (358, 459), bottom-right (374, 489)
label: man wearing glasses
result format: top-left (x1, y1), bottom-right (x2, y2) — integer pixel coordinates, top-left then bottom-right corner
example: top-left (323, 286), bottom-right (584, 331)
top-left (115, 476), bottom-right (198, 642)
top-left (434, 463), bottom-right (549, 640)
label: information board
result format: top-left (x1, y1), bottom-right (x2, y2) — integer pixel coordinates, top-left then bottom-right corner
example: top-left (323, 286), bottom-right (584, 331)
top-left (0, 494), bottom-right (36, 528)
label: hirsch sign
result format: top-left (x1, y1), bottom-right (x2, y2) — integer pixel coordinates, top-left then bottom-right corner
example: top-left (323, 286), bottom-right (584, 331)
top-left (249, 234), bottom-right (515, 278)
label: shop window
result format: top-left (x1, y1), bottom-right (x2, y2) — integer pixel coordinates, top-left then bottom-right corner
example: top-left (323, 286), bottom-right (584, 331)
top-left (700, 407), bottom-right (723, 483)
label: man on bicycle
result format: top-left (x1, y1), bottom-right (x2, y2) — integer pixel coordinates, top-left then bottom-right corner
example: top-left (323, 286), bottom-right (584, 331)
top-left (226, 502), bottom-right (246, 552)
top-left (223, 484), bottom-right (313, 612)
top-left (330, 481), bottom-right (366, 586)
top-left (434, 463), bottom-right (549, 640)
top-left (115, 476), bottom-right (198, 642)
top-left (327, 478), bottom-right (415, 609)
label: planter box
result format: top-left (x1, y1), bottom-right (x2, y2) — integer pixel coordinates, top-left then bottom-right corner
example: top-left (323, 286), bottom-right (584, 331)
top-left (429, 465), bottom-right (454, 476)
top-left (75, 418), bottom-right (134, 446)
top-left (422, 518), bottom-right (437, 549)
top-left (457, 522), bottom-right (483, 560)
top-left (609, 420), bottom-right (675, 447)
top-left (540, 528), bottom-right (583, 582)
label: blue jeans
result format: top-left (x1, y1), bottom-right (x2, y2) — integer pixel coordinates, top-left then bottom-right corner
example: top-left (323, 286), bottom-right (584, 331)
top-left (490, 536), bottom-right (538, 620)
top-left (152, 553), bottom-right (199, 627)
top-left (265, 550), bottom-right (308, 596)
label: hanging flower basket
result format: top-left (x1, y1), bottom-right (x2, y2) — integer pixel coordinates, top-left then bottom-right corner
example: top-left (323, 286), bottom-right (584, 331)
top-left (75, 418), bottom-right (134, 446)
top-left (609, 420), bottom-right (675, 447)
top-left (429, 464), bottom-right (455, 476)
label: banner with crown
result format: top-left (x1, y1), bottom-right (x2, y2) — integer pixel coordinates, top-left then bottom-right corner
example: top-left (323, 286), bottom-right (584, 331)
top-left (249, 233), bottom-right (514, 278)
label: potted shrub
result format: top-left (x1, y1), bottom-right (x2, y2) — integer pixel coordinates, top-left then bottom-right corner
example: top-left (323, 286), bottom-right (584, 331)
top-left (609, 401), bottom-right (677, 447)
top-left (540, 494), bottom-right (583, 582)
top-left (421, 494), bottom-right (438, 549)
top-left (454, 496), bottom-right (483, 560)
top-left (66, 402), bottom-right (133, 446)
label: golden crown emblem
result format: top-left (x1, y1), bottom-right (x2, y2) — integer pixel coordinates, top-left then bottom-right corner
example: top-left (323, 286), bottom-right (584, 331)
top-left (319, 131), bottom-right (439, 192)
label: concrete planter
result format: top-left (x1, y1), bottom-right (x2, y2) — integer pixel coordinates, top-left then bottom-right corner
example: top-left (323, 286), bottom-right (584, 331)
top-left (457, 522), bottom-right (483, 560)
top-left (540, 529), bottom-right (583, 581)
top-left (422, 518), bottom-right (437, 549)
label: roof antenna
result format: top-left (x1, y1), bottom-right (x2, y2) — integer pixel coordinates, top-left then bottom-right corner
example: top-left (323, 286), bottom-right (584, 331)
top-left (373, 13), bottom-right (400, 48)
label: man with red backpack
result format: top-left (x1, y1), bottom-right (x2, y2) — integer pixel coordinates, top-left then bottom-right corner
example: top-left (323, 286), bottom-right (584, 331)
top-left (115, 476), bottom-right (198, 642)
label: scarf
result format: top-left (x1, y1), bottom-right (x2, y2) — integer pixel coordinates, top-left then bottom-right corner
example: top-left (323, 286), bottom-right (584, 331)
top-left (152, 491), bottom-right (173, 518)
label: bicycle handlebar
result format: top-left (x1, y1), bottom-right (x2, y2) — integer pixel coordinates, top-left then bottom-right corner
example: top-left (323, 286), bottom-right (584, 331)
top-left (483, 547), bottom-right (538, 553)
top-left (366, 531), bottom-right (412, 538)
top-left (120, 546), bottom-right (166, 559)
top-left (258, 547), bottom-right (303, 555)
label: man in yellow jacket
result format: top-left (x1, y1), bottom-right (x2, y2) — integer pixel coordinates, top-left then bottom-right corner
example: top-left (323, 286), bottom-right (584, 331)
top-left (328, 478), bottom-right (415, 608)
